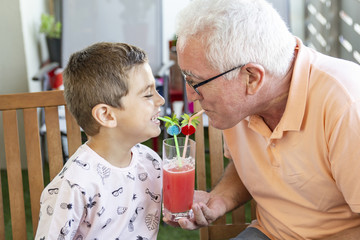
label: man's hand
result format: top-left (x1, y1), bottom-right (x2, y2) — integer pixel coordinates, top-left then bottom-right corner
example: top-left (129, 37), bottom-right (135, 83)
top-left (163, 190), bottom-right (228, 230)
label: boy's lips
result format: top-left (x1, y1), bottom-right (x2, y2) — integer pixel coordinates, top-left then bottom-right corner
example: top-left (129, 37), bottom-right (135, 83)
top-left (151, 112), bottom-right (160, 122)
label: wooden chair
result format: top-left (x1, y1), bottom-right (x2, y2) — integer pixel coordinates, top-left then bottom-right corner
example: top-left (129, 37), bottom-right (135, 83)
top-left (194, 101), bottom-right (256, 240)
top-left (0, 90), bottom-right (82, 240)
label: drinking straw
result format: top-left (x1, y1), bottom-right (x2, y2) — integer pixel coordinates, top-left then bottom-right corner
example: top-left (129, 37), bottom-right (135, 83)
top-left (182, 110), bottom-right (205, 158)
top-left (173, 135), bottom-right (181, 159)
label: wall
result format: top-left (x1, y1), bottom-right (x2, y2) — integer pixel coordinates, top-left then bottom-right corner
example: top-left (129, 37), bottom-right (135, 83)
top-left (0, 0), bottom-right (28, 95)
top-left (61, 0), bottom-right (190, 76)
top-left (161, 0), bottom-right (191, 66)
top-left (0, 0), bottom-right (46, 95)
top-left (20, 0), bottom-right (48, 93)
top-left (289, 0), bottom-right (305, 39)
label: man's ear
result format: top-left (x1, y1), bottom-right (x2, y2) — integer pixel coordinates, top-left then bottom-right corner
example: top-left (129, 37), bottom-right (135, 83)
top-left (243, 63), bottom-right (265, 95)
top-left (91, 104), bottom-right (117, 128)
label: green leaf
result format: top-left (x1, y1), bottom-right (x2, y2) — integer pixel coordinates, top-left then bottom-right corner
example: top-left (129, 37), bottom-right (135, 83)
top-left (181, 113), bottom-right (190, 120)
top-left (170, 114), bottom-right (180, 125)
top-left (191, 119), bottom-right (200, 127)
top-left (158, 115), bottom-right (181, 129)
top-left (180, 113), bottom-right (190, 125)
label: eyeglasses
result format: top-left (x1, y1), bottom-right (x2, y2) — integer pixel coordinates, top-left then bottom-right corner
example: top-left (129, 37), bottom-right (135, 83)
top-left (182, 65), bottom-right (244, 95)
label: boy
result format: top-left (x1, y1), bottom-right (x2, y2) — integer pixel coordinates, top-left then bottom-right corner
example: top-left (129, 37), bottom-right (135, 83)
top-left (35, 42), bottom-right (165, 239)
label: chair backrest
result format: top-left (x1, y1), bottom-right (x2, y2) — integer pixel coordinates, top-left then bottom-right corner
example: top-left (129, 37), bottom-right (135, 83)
top-left (0, 90), bottom-right (82, 240)
top-left (194, 101), bottom-right (256, 240)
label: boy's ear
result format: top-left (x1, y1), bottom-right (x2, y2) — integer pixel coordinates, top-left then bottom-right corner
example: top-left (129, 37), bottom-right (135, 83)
top-left (243, 63), bottom-right (265, 95)
top-left (92, 104), bottom-right (117, 128)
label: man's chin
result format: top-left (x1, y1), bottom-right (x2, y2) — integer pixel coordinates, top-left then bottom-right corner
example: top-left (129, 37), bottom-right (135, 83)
top-left (207, 118), bottom-right (226, 130)
top-left (208, 117), bottom-right (237, 130)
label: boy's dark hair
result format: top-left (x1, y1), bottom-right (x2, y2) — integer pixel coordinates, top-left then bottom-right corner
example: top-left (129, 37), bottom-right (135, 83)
top-left (63, 42), bottom-right (148, 136)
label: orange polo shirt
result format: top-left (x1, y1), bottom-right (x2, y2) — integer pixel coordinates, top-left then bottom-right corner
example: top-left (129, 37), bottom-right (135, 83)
top-left (223, 38), bottom-right (360, 239)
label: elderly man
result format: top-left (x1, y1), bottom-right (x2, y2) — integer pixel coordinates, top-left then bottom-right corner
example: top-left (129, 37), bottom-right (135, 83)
top-left (165, 0), bottom-right (360, 239)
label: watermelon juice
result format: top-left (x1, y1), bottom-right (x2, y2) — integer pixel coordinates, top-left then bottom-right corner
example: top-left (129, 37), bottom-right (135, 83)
top-left (163, 162), bottom-right (195, 213)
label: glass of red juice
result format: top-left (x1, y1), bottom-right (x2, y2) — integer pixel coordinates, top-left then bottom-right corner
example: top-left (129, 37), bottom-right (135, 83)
top-left (162, 137), bottom-right (196, 222)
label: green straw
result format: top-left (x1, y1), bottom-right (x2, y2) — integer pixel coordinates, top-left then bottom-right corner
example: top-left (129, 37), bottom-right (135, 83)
top-left (173, 135), bottom-right (181, 159)
top-left (158, 116), bottom-right (182, 166)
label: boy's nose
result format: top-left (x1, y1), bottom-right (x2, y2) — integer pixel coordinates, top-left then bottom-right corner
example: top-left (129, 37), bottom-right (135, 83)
top-left (157, 92), bottom-right (165, 106)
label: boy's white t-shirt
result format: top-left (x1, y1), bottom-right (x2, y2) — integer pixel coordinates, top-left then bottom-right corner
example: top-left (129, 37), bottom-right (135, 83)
top-left (35, 143), bottom-right (162, 240)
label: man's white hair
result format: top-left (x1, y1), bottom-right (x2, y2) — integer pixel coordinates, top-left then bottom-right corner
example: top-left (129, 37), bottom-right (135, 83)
top-left (175, 0), bottom-right (296, 78)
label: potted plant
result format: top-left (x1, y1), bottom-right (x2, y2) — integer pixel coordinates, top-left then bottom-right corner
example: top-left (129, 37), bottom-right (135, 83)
top-left (40, 13), bottom-right (62, 65)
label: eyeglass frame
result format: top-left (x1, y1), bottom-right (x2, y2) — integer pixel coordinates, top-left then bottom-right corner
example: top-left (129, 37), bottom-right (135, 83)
top-left (182, 64), bottom-right (245, 95)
